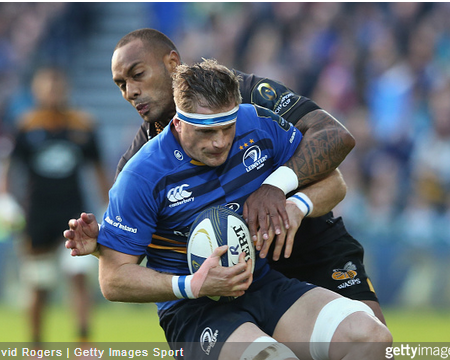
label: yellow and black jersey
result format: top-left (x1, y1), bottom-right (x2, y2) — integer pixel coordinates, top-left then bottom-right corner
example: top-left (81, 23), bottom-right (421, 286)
top-left (11, 108), bottom-right (101, 214)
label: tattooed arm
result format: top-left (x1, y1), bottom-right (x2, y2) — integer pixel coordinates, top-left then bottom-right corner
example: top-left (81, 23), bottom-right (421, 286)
top-left (243, 108), bottom-right (355, 242)
top-left (286, 109), bottom-right (355, 187)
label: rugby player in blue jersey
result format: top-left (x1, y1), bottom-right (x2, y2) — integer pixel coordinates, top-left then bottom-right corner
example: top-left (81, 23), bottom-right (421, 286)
top-left (64, 29), bottom-right (386, 324)
top-left (94, 59), bottom-right (391, 359)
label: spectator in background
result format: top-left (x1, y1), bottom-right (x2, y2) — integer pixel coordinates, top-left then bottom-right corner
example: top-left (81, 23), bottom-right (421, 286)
top-left (1, 67), bottom-right (109, 342)
top-left (395, 77), bottom-right (450, 307)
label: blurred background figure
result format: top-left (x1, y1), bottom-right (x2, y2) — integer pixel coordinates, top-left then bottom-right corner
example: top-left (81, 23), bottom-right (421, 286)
top-left (1, 67), bottom-right (109, 342)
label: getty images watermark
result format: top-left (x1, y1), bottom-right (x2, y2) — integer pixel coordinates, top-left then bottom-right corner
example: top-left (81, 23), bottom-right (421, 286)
top-left (386, 344), bottom-right (450, 359)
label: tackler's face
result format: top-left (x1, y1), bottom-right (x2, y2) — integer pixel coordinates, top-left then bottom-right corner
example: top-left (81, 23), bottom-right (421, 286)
top-left (173, 104), bottom-right (237, 167)
top-left (111, 39), bottom-right (178, 125)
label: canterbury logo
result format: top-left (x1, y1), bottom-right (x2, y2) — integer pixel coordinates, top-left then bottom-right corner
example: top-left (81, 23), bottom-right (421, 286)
top-left (167, 184), bottom-right (192, 202)
top-left (332, 261), bottom-right (358, 280)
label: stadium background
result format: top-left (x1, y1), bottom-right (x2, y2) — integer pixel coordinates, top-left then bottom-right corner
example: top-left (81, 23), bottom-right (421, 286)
top-left (0, 2), bottom-right (449, 343)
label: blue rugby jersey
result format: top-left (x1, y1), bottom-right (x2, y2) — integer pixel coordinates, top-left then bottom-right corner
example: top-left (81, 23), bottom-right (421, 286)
top-left (98, 104), bottom-right (302, 310)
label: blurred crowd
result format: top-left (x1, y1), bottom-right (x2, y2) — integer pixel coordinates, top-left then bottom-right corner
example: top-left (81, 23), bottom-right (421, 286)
top-left (1, 2), bottom-right (449, 306)
top-left (0, 2), bottom-right (91, 134)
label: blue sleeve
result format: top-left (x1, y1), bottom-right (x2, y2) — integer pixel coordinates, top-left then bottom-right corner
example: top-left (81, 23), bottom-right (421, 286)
top-left (252, 104), bottom-right (303, 168)
top-left (98, 170), bottom-right (158, 255)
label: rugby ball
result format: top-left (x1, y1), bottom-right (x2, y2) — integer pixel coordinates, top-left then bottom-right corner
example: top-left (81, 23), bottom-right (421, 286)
top-left (187, 206), bottom-right (255, 301)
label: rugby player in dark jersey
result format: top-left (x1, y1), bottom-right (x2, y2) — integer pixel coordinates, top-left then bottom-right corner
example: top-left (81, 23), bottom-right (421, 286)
top-left (4, 67), bottom-right (110, 342)
top-left (64, 28), bottom-right (386, 325)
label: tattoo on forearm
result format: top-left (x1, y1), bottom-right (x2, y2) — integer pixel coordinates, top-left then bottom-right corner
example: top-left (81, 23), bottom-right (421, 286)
top-left (286, 110), bottom-right (354, 188)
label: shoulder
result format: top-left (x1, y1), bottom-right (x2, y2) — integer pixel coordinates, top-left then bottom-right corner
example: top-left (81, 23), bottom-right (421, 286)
top-left (237, 104), bottom-right (291, 132)
top-left (16, 109), bottom-right (44, 131)
top-left (120, 127), bottom-right (178, 181)
top-left (234, 69), bottom-right (320, 124)
top-left (235, 70), bottom-right (300, 110)
top-left (65, 110), bottom-right (96, 131)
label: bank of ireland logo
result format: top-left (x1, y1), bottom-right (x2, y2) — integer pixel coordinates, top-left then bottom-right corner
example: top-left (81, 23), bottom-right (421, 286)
top-left (200, 327), bottom-right (219, 355)
top-left (167, 184), bottom-right (192, 202)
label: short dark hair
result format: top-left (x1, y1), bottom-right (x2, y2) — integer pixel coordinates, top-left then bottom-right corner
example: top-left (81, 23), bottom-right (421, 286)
top-left (173, 58), bottom-right (242, 113)
top-left (115, 28), bottom-right (179, 57)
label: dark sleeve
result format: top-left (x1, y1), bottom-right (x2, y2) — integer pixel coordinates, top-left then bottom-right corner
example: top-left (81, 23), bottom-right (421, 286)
top-left (237, 71), bottom-right (321, 127)
top-left (114, 123), bottom-right (149, 180)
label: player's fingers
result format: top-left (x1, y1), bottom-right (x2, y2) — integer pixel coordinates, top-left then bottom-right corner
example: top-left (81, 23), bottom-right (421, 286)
top-left (246, 258), bottom-right (253, 273)
top-left (268, 210), bottom-right (283, 237)
top-left (246, 210), bottom-right (259, 243)
top-left (211, 245), bottom-right (228, 259)
top-left (255, 228), bottom-right (264, 253)
top-left (283, 229), bottom-right (295, 259)
top-left (271, 231), bottom-right (287, 262)
top-left (65, 242), bottom-right (79, 256)
top-left (234, 275), bottom-right (252, 292)
top-left (258, 221), bottom-right (276, 258)
top-left (277, 205), bottom-right (290, 231)
top-left (232, 266), bottom-right (252, 291)
top-left (242, 202), bottom-right (249, 224)
top-left (81, 212), bottom-right (95, 224)
top-left (257, 210), bottom-right (270, 242)
top-left (259, 237), bottom-right (273, 259)
top-left (228, 253), bottom-right (248, 275)
top-left (70, 248), bottom-right (79, 257)
top-left (63, 229), bottom-right (74, 240)
top-left (68, 218), bottom-right (78, 230)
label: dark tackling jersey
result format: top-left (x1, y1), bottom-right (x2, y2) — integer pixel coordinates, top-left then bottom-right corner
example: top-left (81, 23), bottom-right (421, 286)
top-left (114, 71), bottom-right (348, 267)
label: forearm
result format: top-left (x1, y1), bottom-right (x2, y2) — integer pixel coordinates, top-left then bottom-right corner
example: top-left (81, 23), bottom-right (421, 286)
top-left (285, 109), bottom-right (355, 188)
top-left (297, 168), bottom-right (347, 217)
top-left (99, 245), bottom-right (250, 302)
top-left (99, 246), bottom-right (177, 303)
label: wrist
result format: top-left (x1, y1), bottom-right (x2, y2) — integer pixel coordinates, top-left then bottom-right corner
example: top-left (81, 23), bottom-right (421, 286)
top-left (287, 192), bottom-right (314, 217)
top-left (172, 275), bottom-right (196, 299)
top-left (262, 166), bottom-right (298, 195)
top-left (92, 244), bottom-right (100, 259)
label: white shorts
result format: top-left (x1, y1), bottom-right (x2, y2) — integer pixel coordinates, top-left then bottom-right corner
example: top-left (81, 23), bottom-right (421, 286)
top-left (58, 243), bottom-right (97, 276)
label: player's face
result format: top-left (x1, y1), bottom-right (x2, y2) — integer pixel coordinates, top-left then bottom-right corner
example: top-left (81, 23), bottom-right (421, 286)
top-left (33, 70), bottom-right (68, 109)
top-left (111, 39), bottom-right (178, 125)
top-left (174, 105), bottom-right (236, 167)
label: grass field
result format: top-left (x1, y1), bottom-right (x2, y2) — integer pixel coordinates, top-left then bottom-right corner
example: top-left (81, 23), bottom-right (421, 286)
top-left (0, 301), bottom-right (449, 343)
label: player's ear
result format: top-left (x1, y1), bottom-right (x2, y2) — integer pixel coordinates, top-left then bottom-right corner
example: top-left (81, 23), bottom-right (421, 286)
top-left (165, 50), bottom-right (181, 74)
top-left (173, 118), bottom-right (182, 133)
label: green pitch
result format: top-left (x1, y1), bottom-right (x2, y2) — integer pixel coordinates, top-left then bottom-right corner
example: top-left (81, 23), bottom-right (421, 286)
top-left (0, 302), bottom-right (449, 343)
top-left (383, 308), bottom-right (450, 342)
top-left (0, 301), bottom-right (166, 342)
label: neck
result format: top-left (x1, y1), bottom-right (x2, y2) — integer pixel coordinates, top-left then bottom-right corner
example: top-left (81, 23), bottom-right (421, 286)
top-left (170, 122), bottom-right (179, 141)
